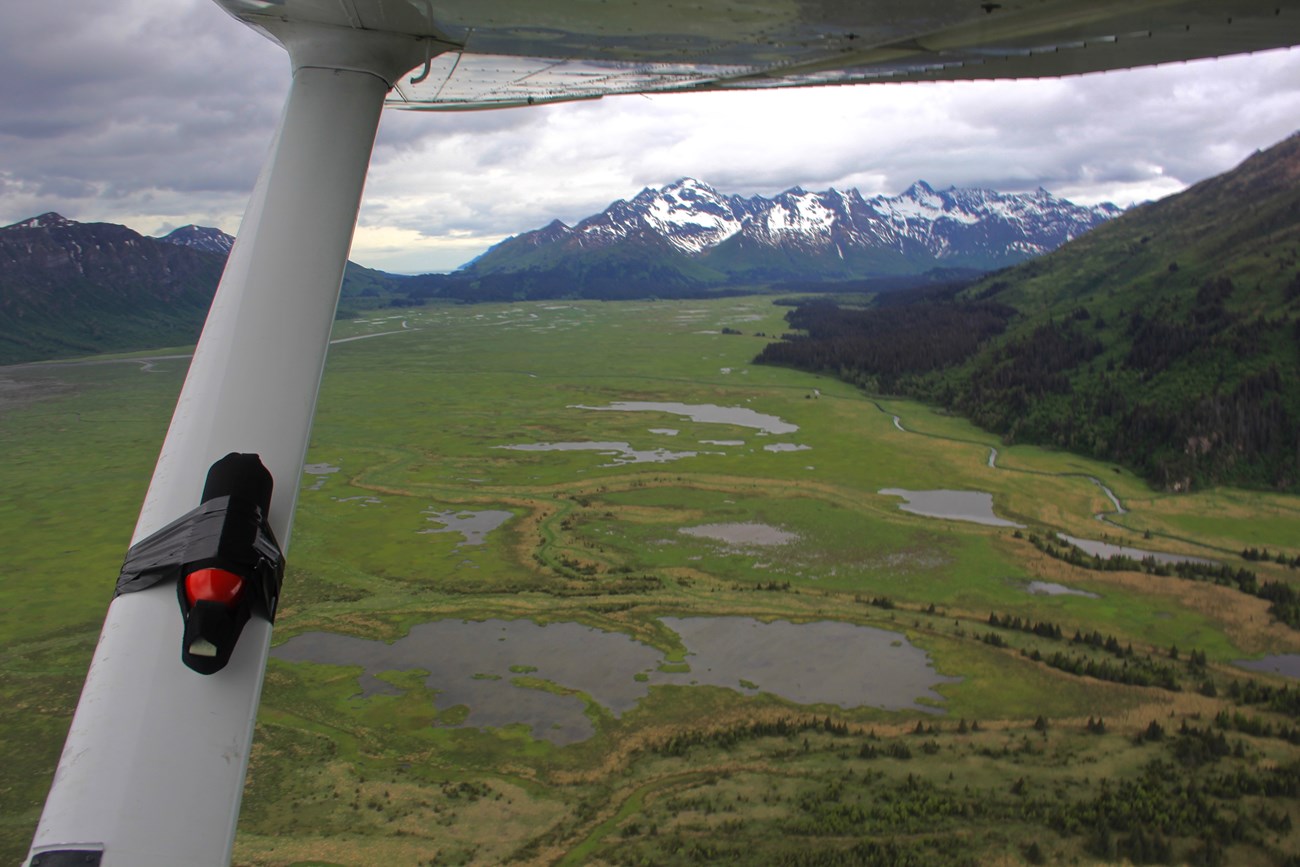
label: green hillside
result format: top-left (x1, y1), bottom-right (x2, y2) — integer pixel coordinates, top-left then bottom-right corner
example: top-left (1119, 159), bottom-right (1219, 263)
top-left (0, 216), bottom-right (409, 364)
top-left (759, 132), bottom-right (1300, 492)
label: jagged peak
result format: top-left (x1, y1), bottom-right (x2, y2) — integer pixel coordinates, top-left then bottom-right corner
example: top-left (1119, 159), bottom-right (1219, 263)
top-left (651, 178), bottom-right (727, 205)
top-left (4, 212), bottom-right (77, 231)
top-left (663, 177), bottom-right (714, 192)
top-left (622, 177), bottom-right (725, 203)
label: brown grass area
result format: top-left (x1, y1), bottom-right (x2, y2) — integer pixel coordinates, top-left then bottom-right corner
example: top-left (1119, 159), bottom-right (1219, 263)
top-left (1159, 491), bottom-right (1300, 524)
top-left (605, 503), bottom-right (707, 525)
top-left (1101, 690), bottom-right (1228, 731)
top-left (548, 706), bottom-right (825, 786)
top-left (235, 775), bottom-right (564, 866)
top-left (1019, 543), bottom-right (1300, 655)
top-left (545, 704), bottom-right (1054, 790)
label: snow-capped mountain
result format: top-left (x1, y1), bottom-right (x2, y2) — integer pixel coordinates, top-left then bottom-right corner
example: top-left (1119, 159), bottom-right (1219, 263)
top-left (467, 178), bottom-right (1121, 282)
top-left (589, 178), bottom-right (761, 254)
top-left (159, 224), bottom-right (236, 255)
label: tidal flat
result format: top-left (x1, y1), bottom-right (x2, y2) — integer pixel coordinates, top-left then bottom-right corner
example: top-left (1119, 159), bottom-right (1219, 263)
top-left (2, 298), bottom-right (1299, 866)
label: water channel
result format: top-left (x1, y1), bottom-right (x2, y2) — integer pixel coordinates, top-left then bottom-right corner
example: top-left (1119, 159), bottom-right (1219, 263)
top-left (1235, 655), bottom-right (1300, 679)
top-left (1057, 534), bottom-right (1217, 567)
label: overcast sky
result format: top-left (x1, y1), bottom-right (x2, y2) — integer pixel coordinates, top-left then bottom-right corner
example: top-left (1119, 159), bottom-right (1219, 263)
top-left (3, 1), bottom-right (1299, 273)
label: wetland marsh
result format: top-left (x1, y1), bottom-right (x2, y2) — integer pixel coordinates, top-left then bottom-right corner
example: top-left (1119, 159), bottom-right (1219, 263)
top-left (2, 297), bottom-right (1299, 865)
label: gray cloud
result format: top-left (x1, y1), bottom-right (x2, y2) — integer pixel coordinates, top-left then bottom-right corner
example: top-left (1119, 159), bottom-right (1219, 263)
top-left (0, 0), bottom-right (285, 229)
top-left (2, 2), bottom-right (1298, 270)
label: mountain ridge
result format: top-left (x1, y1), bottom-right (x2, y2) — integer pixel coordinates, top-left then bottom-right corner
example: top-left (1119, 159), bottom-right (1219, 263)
top-left (467, 178), bottom-right (1120, 284)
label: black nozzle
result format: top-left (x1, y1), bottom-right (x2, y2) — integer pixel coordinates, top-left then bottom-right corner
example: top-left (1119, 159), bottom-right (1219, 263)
top-left (203, 452), bottom-right (274, 513)
top-left (181, 599), bottom-right (244, 675)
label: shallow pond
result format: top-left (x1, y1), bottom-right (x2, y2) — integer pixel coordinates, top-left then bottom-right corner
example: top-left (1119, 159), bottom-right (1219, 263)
top-left (272, 617), bottom-right (959, 745)
top-left (418, 508), bottom-right (513, 547)
top-left (572, 401), bottom-right (797, 435)
top-left (303, 462), bottom-right (340, 491)
top-left (878, 489), bottom-right (1024, 528)
top-left (1235, 654), bottom-right (1300, 678)
top-left (1057, 534), bottom-right (1216, 567)
top-left (680, 522), bottom-right (800, 546)
top-left (1026, 581), bottom-right (1099, 599)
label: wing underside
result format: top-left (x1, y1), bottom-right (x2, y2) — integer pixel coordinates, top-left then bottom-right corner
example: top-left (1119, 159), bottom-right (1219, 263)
top-left (225, 0), bottom-right (1300, 109)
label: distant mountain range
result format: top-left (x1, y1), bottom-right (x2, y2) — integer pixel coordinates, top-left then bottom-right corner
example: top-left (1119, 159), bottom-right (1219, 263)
top-left (0, 178), bottom-right (1117, 362)
top-left (463, 178), bottom-right (1121, 292)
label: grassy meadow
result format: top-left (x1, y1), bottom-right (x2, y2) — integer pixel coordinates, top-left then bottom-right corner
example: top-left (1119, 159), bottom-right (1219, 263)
top-left (2, 297), bottom-right (1300, 865)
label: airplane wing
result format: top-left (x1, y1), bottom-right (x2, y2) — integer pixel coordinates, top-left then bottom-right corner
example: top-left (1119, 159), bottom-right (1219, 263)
top-left (217, 0), bottom-right (1300, 110)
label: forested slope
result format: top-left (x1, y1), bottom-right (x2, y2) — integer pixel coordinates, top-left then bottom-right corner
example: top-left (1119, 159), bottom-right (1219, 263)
top-left (757, 132), bottom-right (1300, 492)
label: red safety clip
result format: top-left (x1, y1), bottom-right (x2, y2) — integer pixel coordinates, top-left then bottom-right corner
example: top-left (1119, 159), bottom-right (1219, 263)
top-left (184, 568), bottom-right (245, 609)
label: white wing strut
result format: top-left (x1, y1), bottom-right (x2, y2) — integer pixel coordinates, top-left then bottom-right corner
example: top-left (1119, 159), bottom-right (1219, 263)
top-left (26, 31), bottom-right (420, 867)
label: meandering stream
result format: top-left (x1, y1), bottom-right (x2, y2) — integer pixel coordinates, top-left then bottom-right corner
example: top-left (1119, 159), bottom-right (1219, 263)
top-left (872, 401), bottom-right (1223, 562)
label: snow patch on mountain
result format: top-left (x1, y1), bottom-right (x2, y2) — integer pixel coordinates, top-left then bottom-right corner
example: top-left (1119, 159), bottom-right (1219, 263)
top-left (620, 178), bottom-right (746, 253)
top-left (467, 177), bottom-right (1123, 278)
top-left (159, 225), bottom-right (235, 255)
top-left (3, 212), bottom-right (77, 231)
top-left (768, 192), bottom-right (835, 236)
